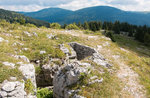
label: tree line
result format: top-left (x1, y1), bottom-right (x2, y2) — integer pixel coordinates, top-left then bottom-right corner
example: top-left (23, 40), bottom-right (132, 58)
top-left (60, 21), bottom-right (150, 46)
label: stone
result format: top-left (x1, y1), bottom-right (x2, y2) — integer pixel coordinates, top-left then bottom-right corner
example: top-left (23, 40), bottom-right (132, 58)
top-left (19, 63), bottom-right (36, 88)
top-left (10, 77), bottom-right (17, 81)
top-left (90, 76), bottom-right (98, 80)
top-left (0, 37), bottom-right (4, 43)
top-left (22, 48), bottom-right (29, 51)
top-left (53, 61), bottom-right (90, 98)
top-left (13, 55), bottom-right (30, 63)
top-left (2, 82), bottom-right (16, 92)
top-left (47, 34), bottom-right (56, 39)
top-left (102, 42), bottom-right (110, 46)
top-left (0, 81), bottom-right (27, 98)
top-left (33, 32), bottom-right (38, 37)
top-left (69, 42), bottom-right (96, 60)
top-left (97, 45), bottom-right (103, 51)
top-left (89, 78), bottom-right (103, 84)
top-left (2, 62), bottom-right (15, 68)
top-left (36, 64), bottom-right (59, 87)
top-left (40, 51), bottom-right (46, 54)
top-left (24, 31), bottom-right (32, 37)
top-left (73, 94), bottom-right (86, 98)
top-left (90, 53), bottom-right (112, 68)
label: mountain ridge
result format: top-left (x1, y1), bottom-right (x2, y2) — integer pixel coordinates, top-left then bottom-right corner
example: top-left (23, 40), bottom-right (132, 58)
top-left (21, 6), bottom-right (150, 26)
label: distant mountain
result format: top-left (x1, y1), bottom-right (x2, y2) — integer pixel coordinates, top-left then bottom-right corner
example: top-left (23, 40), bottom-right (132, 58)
top-left (22, 6), bottom-right (150, 26)
top-left (0, 9), bottom-right (50, 27)
top-left (22, 8), bottom-right (72, 24)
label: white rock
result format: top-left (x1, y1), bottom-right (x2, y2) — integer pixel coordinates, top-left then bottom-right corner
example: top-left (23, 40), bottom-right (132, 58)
top-left (19, 63), bottom-right (36, 88)
top-left (14, 55), bottom-right (30, 63)
top-left (2, 82), bottom-right (16, 92)
top-left (90, 76), bottom-right (98, 80)
top-left (102, 42), bottom-right (110, 46)
top-left (0, 91), bottom-right (7, 97)
top-left (40, 51), bottom-right (46, 54)
top-left (10, 77), bottom-right (17, 81)
top-left (53, 62), bottom-right (90, 98)
top-left (120, 48), bottom-right (129, 53)
top-left (0, 37), bottom-right (4, 42)
top-left (89, 78), bottom-right (103, 84)
top-left (2, 62), bottom-right (15, 68)
top-left (47, 34), bottom-right (55, 39)
top-left (22, 48), bottom-right (29, 51)
top-left (0, 81), bottom-right (27, 98)
top-left (24, 31), bottom-right (32, 37)
top-left (33, 32), bottom-right (38, 37)
top-left (15, 36), bottom-right (20, 39)
top-left (73, 94), bottom-right (86, 98)
top-left (97, 45), bottom-right (102, 51)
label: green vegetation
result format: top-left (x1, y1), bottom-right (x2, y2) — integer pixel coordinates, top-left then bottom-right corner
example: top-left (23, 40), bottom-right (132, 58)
top-left (0, 9), bottom-right (50, 27)
top-left (0, 66), bottom-right (23, 83)
top-left (50, 23), bottom-right (61, 29)
top-left (65, 23), bottom-right (79, 30)
top-left (25, 79), bottom-right (35, 94)
top-left (37, 88), bottom-right (53, 98)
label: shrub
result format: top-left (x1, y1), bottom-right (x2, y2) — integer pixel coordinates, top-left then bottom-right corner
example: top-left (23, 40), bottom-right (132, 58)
top-left (50, 23), bottom-right (61, 29)
top-left (37, 88), bottom-right (53, 98)
top-left (65, 24), bottom-right (79, 30)
top-left (105, 31), bottom-right (116, 42)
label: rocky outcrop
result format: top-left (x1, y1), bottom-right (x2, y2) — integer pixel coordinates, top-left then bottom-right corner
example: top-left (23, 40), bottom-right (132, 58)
top-left (69, 42), bottom-right (96, 60)
top-left (90, 53), bottom-right (112, 68)
top-left (18, 63), bottom-right (36, 89)
top-left (36, 64), bottom-right (60, 87)
top-left (53, 61), bottom-right (90, 98)
top-left (0, 56), bottom-right (37, 98)
top-left (0, 81), bottom-right (26, 98)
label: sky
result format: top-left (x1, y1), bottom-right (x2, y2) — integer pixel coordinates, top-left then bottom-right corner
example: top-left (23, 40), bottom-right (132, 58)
top-left (0, 0), bottom-right (150, 12)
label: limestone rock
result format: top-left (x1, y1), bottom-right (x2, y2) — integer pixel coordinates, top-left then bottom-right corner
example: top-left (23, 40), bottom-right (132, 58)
top-left (47, 34), bottom-right (56, 39)
top-left (36, 64), bottom-right (59, 87)
top-left (19, 63), bottom-right (36, 88)
top-left (24, 31), bottom-right (32, 37)
top-left (13, 55), bottom-right (30, 63)
top-left (90, 53), bottom-right (112, 68)
top-left (0, 81), bottom-right (26, 98)
top-left (40, 51), bottom-right (46, 54)
top-left (53, 61), bottom-right (90, 98)
top-left (69, 42), bottom-right (96, 60)
top-left (33, 32), bottom-right (38, 37)
top-left (2, 62), bottom-right (15, 68)
top-left (0, 37), bottom-right (4, 42)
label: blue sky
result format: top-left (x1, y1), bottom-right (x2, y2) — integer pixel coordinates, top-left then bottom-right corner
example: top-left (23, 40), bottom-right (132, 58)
top-left (0, 0), bottom-right (150, 12)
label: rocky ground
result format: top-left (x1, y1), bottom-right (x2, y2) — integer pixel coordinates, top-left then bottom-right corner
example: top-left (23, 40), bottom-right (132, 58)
top-left (0, 22), bottom-right (150, 98)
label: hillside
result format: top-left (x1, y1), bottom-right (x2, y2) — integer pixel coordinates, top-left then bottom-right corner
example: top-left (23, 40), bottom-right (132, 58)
top-left (22, 6), bottom-right (150, 25)
top-left (0, 9), bottom-right (50, 27)
top-left (0, 21), bottom-right (150, 98)
top-left (22, 8), bottom-right (72, 24)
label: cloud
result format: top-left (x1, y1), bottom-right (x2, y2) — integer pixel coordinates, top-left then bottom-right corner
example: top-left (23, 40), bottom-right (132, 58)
top-left (58, 0), bottom-right (109, 11)
top-left (0, 0), bottom-right (150, 12)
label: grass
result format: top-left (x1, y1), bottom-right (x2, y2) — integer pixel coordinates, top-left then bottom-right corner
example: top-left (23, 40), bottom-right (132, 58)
top-left (37, 88), bottom-right (53, 98)
top-left (0, 65), bottom-right (23, 83)
top-left (25, 79), bottom-right (35, 94)
top-left (1, 21), bottom-right (150, 97)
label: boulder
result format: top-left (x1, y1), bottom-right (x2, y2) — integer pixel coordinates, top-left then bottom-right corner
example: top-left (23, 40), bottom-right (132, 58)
top-left (53, 61), bottom-right (90, 98)
top-left (69, 42), bottom-right (96, 60)
top-left (0, 81), bottom-right (26, 98)
top-left (19, 63), bottom-right (36, 89)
